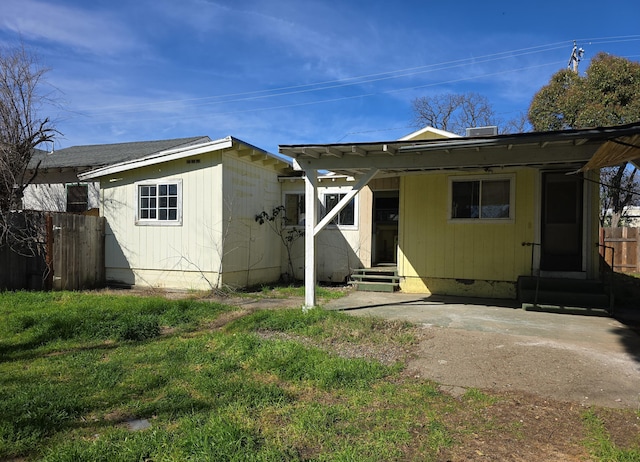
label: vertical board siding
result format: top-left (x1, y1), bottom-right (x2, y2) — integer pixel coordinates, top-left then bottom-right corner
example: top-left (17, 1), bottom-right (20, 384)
top-left (101, 149), bottom-right (284, 290)
top-left (399, 169), bottom-right (535, 286)
top-left (221, 153), bottom-right (282, 286)
top-left (281, 177), bottom-right (372, 282)
top-left (101, 151), bottom-right (224, 289)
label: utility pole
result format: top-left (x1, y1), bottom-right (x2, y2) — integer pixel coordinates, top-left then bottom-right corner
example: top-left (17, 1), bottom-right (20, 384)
top-left (568, 40), bottom-right (585, 73)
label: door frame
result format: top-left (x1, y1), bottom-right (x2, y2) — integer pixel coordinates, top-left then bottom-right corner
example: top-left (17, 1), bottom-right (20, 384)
top-left (371, 189), bottom-right (399, 265)
top-left (534, 169), bottom-right (592, 279)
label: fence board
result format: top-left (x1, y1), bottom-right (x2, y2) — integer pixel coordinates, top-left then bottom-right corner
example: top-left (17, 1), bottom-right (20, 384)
top-left (0, 246), bottom-right (47, 290)
top-left (0, 211), bottom-right (48, 290)
top-left (600, 227), bottom-right (640, 273)
top-left (0, 212), bottom-right (105, 291)
top-left (52, 213), bottom-right (105, 290)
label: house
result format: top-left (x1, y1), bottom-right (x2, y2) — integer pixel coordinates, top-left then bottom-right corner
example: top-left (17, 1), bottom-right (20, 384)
top-left (78, 136), bottom-right (292, 290)
top-left (282, 126), bottom-right (458, 283)
top-left (279, 122), bottom-right (640, 308)
top-left (23, 137), bottom-right (210, 213)
top-left (603, 206), bottom-right (640, 227)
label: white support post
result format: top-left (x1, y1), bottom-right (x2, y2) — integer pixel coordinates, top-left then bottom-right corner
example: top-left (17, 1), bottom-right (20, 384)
top-left (304, 170), bottom-right (318, 310)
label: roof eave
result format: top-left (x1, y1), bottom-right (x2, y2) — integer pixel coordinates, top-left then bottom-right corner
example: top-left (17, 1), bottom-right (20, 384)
top-left (79, 136), bottom-right (291, 180)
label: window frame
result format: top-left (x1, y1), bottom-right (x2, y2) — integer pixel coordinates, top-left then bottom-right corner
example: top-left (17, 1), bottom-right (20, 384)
top-left (66, 183), bottom-right (89, 213)
top-left (283, 192), bottom-right (305, 227)
top-left (135, 179), bottom-right (183, 226)
top-left (448, 174), bottom-right (515, 223)
top-left (321, 189), bottom-right (358, 229)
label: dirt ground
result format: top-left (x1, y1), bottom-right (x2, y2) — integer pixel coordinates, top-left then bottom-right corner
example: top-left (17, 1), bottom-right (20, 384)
top-left (216, 289), bottom-right (640, 461)
top-left (117, 287), bottom-right (640, 460)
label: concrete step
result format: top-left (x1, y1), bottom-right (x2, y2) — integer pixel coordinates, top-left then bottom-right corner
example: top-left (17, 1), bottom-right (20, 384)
top-left (350, 273), bottom-right (401, 282)
top-left (517, 276), bottom-right (607, 294)
top-left (522, 303), bottom-right (611, 317)
top-left (348, 280), bottom-right (398, 292)
top-left (519, 289), bottom-right (610, 308)
top-left (517, 276), bottom-right (612, 313)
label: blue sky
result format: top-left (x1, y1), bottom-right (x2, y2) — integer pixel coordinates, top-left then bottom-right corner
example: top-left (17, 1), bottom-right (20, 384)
top-left (1, 0), bottom-right (639, 154)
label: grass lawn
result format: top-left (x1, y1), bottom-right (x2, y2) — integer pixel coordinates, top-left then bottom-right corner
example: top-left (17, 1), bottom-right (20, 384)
top-left (0, 291), bottom-right (638, 461)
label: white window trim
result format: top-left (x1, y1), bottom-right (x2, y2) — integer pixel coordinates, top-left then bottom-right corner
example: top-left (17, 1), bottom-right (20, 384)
top-left (320, 188), bottom-right (359, 230)
top-left (448, 174), bottom-right (515, 223)
top-left (135, 179), bottom-right (183, 226)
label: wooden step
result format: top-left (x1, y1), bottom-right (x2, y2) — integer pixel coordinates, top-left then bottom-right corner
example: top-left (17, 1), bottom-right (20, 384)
top-left (349, 267), bottom-right (400, 292)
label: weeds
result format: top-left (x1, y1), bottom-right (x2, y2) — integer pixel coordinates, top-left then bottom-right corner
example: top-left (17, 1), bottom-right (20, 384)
top-left (0, 291), bottom-right (638, 461)
top-left (583, 410), bottom-right (640, 461)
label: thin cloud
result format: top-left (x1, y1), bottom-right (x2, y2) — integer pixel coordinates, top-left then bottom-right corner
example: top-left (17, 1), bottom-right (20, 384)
top-left (0, 0), bottom-right (139, 55)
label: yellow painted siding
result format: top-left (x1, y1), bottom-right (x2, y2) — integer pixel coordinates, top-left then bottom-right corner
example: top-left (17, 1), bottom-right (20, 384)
top-left (399, 169), bottom-right (536, 297)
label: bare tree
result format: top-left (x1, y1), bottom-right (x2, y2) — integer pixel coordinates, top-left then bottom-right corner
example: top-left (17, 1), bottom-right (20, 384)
top-left (600, 165), bottom-right (639, 227)
top-left (256, 206), bottom-right (304, 282)
top-left (0, 44), bottom-right (58, 252)
top-left (412, 92), bottom-right (497, 135)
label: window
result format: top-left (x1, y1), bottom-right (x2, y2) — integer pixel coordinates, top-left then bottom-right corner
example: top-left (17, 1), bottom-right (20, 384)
top-left (450, 177), bottom-right (512, 220)
top-left (323, 193), bottom-right (355, 226)
top-left (284, 193), bottom-right (304, 226)
top-left (136, 180), bottom-right (182, 225)
top-left (66, 184), bottom-right (88, 213)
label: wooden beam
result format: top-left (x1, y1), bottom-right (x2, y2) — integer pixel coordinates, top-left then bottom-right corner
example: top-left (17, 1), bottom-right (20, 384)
top-left (235, 147), bottom-right (255, 158)
top-left (293, 143), bottom-right (599, 171)
top-left (301, 148), bottom-right (319, 158)
top-left (383, 144), bottom-right (397, 156)
top-left (325, 147), bottom-right (343, 158)
top-left (313, 169), bottom-right (379, 236)
top-left (351, 146), bottom-right (367, 156)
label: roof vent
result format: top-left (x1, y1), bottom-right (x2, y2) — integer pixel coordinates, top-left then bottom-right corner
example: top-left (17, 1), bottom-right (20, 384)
top-left (466, 126), bottom-right (498, 137)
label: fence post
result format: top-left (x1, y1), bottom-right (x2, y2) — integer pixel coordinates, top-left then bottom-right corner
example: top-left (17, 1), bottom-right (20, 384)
top-left (45, 214), bottom-right (54, 290)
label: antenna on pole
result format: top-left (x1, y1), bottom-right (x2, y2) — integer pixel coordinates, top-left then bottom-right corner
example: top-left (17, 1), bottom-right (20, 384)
top-left (568, 40), bottom-right (585, 73)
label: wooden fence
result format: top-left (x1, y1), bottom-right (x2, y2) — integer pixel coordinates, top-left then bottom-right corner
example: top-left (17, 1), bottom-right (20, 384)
top-left (0, 212), bottom-right (105, 290)
top-left (51, 213), bottom-right (105, 290)
top-left (600, 227), bottom-right (640, 274)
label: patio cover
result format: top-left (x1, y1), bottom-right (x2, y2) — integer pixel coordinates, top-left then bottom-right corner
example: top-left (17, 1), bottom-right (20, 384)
top-left (279, 122), bottom-right (640, 308)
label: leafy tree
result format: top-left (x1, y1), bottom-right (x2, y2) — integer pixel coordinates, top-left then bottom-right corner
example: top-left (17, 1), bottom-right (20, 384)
top-left (0, 44), bottom-right (58, 251)
top-left (528, 52), bottom-right (640, 226)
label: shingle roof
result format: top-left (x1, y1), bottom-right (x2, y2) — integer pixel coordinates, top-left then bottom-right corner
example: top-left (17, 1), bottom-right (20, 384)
top-left (28, 136), bottom-right (211, 170)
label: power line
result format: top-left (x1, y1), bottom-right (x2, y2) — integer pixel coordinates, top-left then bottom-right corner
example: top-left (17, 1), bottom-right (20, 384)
top-left (62, 35), bottom-right (640, 125)
top-left (62, 59), bottom-right (566, 126)
top-left (74, 40), bottom-right (572, 115)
